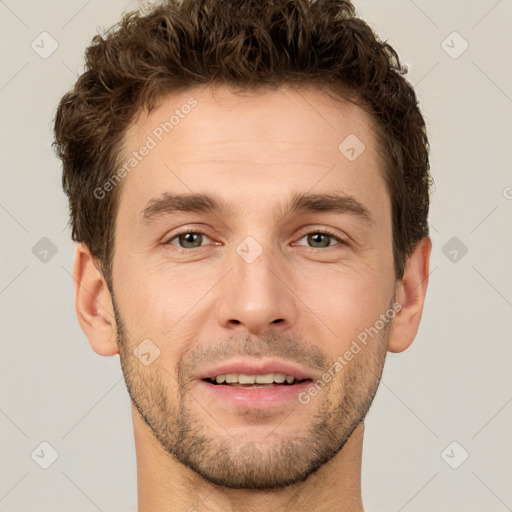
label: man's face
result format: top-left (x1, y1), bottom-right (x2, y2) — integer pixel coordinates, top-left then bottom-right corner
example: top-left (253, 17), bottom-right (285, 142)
top-left (110, 84), bottom-right (396, 489)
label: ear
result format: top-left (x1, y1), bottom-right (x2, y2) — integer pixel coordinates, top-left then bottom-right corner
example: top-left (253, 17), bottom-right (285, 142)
top-left (72, 243), bottom-right (119, 356)
top-left (388, 236), bottom-right (432, 353)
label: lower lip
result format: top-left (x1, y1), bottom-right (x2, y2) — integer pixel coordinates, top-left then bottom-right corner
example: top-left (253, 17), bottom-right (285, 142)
top-left (197, 379), bottom-right (312, 408)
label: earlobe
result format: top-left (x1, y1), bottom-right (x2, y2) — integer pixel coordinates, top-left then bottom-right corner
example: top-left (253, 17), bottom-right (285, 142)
top-left (388, 236), bottom-right (432, 353)
top-left (72, 243), bottom-right (119, 357)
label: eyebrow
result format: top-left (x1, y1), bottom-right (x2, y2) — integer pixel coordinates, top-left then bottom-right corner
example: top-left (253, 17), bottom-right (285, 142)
top-left (140, 191), bottom-right (373, 226)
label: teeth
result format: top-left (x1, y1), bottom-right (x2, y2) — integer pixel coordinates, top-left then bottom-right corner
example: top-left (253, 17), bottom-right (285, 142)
top-left (238, 374), bottom-right (255, 384)
top-left (255, 374), bottom-right (274, 384)
top-left (212, 373), bottom-right (297, 384)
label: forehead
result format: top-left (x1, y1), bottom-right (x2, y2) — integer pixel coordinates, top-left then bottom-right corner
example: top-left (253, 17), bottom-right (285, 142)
top-left (118, 84), bottom-right (388, 226)
top-left (126, 83), bottom-right (379, 154)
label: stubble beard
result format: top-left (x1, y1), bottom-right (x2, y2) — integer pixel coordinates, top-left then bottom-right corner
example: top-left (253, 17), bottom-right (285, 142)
top-left (112, 294), bottom-right (390, 490)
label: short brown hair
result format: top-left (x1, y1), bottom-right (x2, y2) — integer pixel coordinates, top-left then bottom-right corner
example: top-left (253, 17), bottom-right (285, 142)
top-left (53, 0), bottom-right (431, 286)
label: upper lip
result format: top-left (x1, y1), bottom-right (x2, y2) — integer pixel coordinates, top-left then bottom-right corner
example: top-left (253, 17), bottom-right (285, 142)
top-left (196, 358), bottom-right (314, 381)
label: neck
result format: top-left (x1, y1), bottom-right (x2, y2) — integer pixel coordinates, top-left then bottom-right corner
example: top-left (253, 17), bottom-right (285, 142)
top-left (133, 406), bottom-right (365, 512)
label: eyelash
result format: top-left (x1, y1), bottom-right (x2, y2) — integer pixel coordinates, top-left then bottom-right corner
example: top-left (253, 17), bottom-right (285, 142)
top-left (163, 228), bottom-right (348, 252)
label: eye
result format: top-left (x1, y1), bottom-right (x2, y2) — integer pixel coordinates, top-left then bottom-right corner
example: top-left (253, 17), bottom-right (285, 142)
top-left (163, 228), bottom-right (347, 251)
top-left (295, 230), bottom-right (346, 249)
top-left (165, 230), bottom-right (212, 249)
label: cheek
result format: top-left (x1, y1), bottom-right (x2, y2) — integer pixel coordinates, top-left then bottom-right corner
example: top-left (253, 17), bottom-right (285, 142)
top-left (116, 256), bottom-right (219, 338)
top-left (296, 261), bottom-right (393, 355)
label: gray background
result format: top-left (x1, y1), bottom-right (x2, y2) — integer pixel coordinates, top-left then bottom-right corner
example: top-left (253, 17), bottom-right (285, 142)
top-left (1, 1), bottom-right (511, 511)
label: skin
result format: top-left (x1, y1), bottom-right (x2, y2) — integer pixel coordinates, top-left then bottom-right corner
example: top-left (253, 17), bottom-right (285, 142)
top-left (73, 84), bottom-right (431, 512)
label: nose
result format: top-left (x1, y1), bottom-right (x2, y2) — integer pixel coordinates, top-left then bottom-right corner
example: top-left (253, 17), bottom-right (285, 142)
top-left (216, 243), bottom-right (298, 335)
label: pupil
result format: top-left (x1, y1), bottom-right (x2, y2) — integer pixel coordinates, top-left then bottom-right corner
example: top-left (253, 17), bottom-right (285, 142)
top-left (310, 233), bottom-right (329, 247)
top-left (182, 233), bottom-right (200, 247)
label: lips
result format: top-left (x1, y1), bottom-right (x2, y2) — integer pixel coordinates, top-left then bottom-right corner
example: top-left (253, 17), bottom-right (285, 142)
top-left (194, 359), bottom-right (315, 408)
top-left (195, 358), bottom-right (313, 383)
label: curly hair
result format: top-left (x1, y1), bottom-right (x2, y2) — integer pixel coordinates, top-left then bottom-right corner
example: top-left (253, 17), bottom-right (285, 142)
top-left (53, 0), bottom-right (431, 286)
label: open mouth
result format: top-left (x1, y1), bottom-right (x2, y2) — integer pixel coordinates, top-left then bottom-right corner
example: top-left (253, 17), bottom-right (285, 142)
top-left (203, 373), bottom-right (311, 388)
